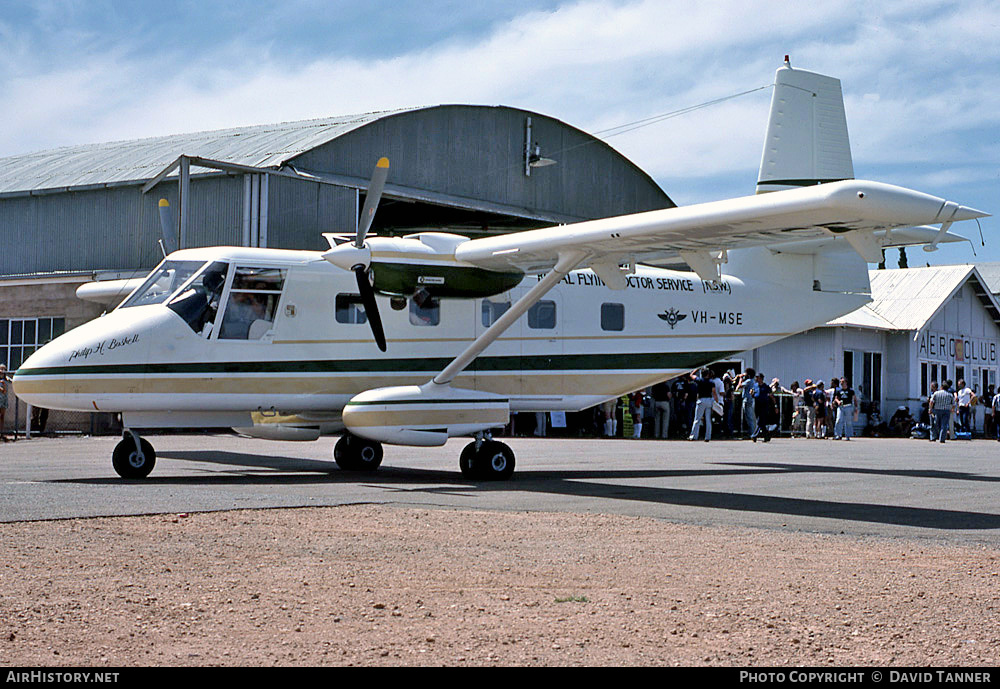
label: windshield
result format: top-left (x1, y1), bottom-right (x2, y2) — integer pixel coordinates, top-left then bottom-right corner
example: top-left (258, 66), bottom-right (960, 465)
top-left (167, 261), bottom-right (229, 335)
top-left (120, 260), bottom-right (205, 309)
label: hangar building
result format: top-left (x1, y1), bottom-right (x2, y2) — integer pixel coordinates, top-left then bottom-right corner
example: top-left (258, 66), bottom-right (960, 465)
top-left (0, 105), bottom-right (673, 434)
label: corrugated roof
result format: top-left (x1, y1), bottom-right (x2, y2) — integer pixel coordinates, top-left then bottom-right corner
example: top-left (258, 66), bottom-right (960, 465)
top-left (972, 261), bottom-right (1000, 295)
top-left (828, 264), bottom-right (1000, 331)
top-left (827, 303), bottom-right (899, 330)
top-left (0, 109), bottom-right (418, 195)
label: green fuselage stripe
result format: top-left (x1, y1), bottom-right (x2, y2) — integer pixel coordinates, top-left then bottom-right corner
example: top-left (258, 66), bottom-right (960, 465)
top-left (16, 351), bottom-right (735, 378)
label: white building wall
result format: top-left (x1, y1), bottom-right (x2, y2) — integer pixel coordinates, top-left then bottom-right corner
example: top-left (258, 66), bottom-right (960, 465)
top-left (745, 275), bottom-right (1000, 433)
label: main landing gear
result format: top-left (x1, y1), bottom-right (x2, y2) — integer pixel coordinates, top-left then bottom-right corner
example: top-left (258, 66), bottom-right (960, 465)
top-left (459, 434), bottom-right (515, 481)
top-left (333, 431), bottom-right (515, 480)
top-left (333, 433), bottom-right (384, 472)
top-left (112, 430), bottom-right (156, 479)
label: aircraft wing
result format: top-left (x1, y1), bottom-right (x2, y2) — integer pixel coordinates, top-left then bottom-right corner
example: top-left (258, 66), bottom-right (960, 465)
top-left (454, 180), bottom-right (986, 279)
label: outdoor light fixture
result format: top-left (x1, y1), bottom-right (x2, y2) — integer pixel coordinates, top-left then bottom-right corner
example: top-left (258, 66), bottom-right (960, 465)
top-left (524, 116), bottom-right (557, 176)
top-left (528, 142), bottom-right (557, 169)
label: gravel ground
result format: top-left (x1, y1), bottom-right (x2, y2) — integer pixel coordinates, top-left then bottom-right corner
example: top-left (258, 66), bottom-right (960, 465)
top-left (1, 504), bottom-right (998, 666)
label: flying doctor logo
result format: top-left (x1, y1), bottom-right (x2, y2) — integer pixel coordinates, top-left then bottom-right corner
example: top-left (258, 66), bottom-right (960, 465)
top-left (657, 308), bottom-right (687, 329)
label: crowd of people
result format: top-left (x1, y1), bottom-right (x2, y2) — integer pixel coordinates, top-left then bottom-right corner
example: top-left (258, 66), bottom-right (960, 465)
top-left (908, 378), bottom-right (1000, 443)
top-left (643, 369), bottom-right (860, 442)
top-left (528, 370), bottom-right (1000, 442)
top-left (516, 368), bottom-right (868, 441)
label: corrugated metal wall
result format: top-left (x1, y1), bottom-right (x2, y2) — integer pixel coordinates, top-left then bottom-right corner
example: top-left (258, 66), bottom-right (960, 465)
top-left (289, 106), bottom-right (672, 222)
top-left (265, 176), bottom-right (356, 251)
top-left (0, 175), bottom-right (244, 276)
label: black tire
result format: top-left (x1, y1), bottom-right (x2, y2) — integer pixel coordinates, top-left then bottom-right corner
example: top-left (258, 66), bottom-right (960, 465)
top-left (334, 434), bottom-right (383, 472)
top-left (472, 440), bottom-right (515, 481)
top-left (112, 437), bottom-right (156, 479)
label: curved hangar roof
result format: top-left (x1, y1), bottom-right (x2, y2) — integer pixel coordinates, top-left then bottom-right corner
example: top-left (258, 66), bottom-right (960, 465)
top-left (0, 105), bottom-right (674, 224)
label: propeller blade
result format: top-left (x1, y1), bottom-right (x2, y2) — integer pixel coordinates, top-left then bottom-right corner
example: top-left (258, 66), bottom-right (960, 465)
top-left (356, 157), bottom-right (389, 248)
top-left (354, 265), bottom-right (386, 352)
top-left (158, 199), bottom-right (177, 254)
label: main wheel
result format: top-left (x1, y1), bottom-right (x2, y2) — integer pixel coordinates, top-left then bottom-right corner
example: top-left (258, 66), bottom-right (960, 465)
top-left (112, 437), bottom-right (156, 479)
top-left (471, 440), bottom-right (515, 481)
top-left (334, 434), bottom-right (383, 472)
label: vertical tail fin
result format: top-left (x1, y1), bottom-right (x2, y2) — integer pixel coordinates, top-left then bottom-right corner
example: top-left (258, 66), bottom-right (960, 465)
top-left (756, 57), bottom-right (854, 194)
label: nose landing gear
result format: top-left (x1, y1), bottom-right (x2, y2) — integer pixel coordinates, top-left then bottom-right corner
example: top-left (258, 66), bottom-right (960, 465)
top-left (112, 430), bottom-right (156, 479)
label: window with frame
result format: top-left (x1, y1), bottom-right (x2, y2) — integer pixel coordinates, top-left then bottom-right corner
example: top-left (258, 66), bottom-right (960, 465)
top-left (601, 303), bottom-right (624, 331)
top-left (481, 299), bottom-right (511, 327)
top-left (336, 294), bottom-right (368, 324)
top-left (527, 300), bottom-right (556, 330)
top-left (409, 296), bottom-right (440, 326)
top-left (218, 266), bottom-right (286, 340)
top-left (1, 317), bottom-right (65, 370)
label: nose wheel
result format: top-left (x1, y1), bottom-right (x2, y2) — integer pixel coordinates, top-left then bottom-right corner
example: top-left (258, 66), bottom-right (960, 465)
top-left (460, 439), bottom-right (515, 480)
top-left (112, 432), bottom-right (156, 479)
top-left (334, 433), bottom-right (384, 472)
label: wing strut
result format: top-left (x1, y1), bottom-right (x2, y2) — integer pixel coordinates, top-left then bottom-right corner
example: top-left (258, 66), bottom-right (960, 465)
top-left (431, 250), bottom-right (587, 387)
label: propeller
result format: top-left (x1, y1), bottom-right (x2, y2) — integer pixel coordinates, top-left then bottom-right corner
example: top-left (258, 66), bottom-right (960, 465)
top-left (323, 157), bottom-right (390, 350)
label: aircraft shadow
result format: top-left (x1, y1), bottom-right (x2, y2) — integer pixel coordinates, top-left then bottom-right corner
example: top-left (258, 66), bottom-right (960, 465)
top-left (716, 461), bottom-right (1000, 484)
top-left (51, 450), bottom-right (1000, 531)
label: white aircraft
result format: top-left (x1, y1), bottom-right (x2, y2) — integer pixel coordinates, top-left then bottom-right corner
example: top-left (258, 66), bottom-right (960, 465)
top-left (13, 61), bottom-right (987, 480)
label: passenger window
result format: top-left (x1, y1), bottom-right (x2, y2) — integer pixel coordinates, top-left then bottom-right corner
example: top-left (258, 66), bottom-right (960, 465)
top-left (410, 295), bottom-right (440, 326)
top-left (601, 303), bottom-right (624, 331)
top-left (336, 294), bottom-right (368, 324)
top-left (482, 299), bottom-right (511, 327)
top-left (219, 266), bottom-right (286, 340)
top-left (167, 261), bottom-right (229, 336)
top-left (527, 300), bottom-right (556, 329)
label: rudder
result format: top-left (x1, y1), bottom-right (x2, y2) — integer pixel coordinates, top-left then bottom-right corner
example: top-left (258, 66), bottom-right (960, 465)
top-left (757, 58), bottom-right (854, 194)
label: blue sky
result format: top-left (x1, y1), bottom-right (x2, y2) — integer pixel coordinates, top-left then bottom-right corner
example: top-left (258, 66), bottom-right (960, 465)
top-left (1, 0), bottom-right (997, 265)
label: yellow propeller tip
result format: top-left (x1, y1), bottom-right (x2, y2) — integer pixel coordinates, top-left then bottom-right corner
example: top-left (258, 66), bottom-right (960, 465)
top-left (377, 157), bottom-right (389, 168)
top-left (158, 199), bottom-right (170, 207)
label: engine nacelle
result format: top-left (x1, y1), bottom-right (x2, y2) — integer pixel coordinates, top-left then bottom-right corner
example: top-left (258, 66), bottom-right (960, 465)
top-left (324, 232), bottom-right (524, 300)
top-left (342, 382), bottom-right (509, 446)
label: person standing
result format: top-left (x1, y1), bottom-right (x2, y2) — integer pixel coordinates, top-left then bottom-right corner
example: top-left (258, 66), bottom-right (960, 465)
top-left (0, 364), bottom-right (9, 441)
top-left (722, 371), bottom-right (735, 438)
top-left (683, 372), bottom-right (698, 438)
top-left (833, 378), bottom-right (858, 440)
top-left (992, 387), bottom-right (1000, 442)
top-left (600, 398), bottom-right (617, 437)
top-left (630, 389), bottom-right (646, 439)
top-left (956, 379), bottom-right (973, 433)
top-left (751, 372), bottom-right (773, 442)
top-left (929, 380), bottom-right (955, 443)
top-left (812, 380), bottom-right (827, 439)
top-left (737, 369), bottom-right (757, 440)
top-left (651, 380), bottom-right (672, 439)
top-left (801, 379), bottom-right (817, 438)
top-left (689, 369), bottom-right (720, 442)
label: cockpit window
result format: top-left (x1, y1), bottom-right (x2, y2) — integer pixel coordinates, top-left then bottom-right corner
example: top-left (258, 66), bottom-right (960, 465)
top-left (121, 260), bottom-right (205, 308)
top-left (218, 266), bottom-right (286, 340)
top-left (167, 261), bottom-right (229, 336)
